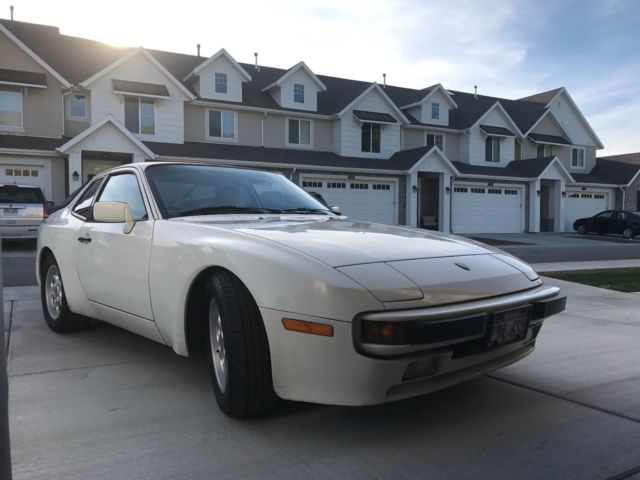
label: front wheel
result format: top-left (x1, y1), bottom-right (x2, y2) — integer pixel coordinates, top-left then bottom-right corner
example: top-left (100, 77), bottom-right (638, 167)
top-left (622, 227), bottom-right (635, 239)
top-left (40, 255), bottom-right (89, 332)
top-left (205, 271), bottom-right (277, 418)
top-left (576, 224), bottom-right (588, 234)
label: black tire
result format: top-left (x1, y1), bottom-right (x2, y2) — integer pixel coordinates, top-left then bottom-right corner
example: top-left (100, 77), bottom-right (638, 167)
top-left (577, 224), bottom-right (587, 234)
top-left (622, 227), bottom-right (634, 240)
top-left (40, 254), bottom-right (89, 333)
top-left (204, 271), bottom-right (277, 418)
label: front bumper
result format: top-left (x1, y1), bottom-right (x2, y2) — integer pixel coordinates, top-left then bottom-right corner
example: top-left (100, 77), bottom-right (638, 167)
top-left (262, 285), bottom-right (565, 406)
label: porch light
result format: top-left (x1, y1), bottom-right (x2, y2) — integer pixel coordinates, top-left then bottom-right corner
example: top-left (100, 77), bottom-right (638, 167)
top-left (412, 185), bottom-right (418, 193)
top-left (445, 186), bottom-right (451, 194)
top-left (72, 171), bottom-right (80, 182)
top-left (536, 190), bottom-right (541, 196)
top-left (562, 191), bottom-right (567, 197)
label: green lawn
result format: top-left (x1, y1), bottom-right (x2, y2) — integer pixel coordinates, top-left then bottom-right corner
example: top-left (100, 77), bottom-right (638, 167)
top-left (544, 268), bottom-right (640, 293)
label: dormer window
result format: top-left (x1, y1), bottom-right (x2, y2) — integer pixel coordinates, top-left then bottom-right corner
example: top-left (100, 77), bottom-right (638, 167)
top-left (69, 94), bottom-right (88, 119)
top-left (431, 102), bottom-right (440, 120)
top-left (537, 144), bottom-right (553, 159)
top-left (361, 123), bottom-right (381, 153)
top-left (124, 96), bottom-right (155, 135)
top-left (0, 86), bottom-right (22, 129)
top-left (294, 83), bottom-right (305, 103)
top-left (214, 73), bottom-right (228, 94)
top-left (571, 148), bottom-right (585, 168)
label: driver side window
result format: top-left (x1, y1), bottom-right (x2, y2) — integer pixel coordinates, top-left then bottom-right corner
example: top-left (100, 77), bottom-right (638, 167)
top-left (97, 173), bottom-right (148, 221)
top-left (73, 178), bottom-right (103, 220)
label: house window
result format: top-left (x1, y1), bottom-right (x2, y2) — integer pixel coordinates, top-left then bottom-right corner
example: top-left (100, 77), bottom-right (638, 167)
top-left (485, 136), bottom-right (500, 162)
top-left (208, 110), bottom-right (236, 139)
top-left (426, 133), bottom-right (444, 150)
top-left (288, 119), bottom-right (311, 146)
top-left (215, 73), bottom-right (228, 94)
top-left (0, 86), bottom-right (22, 128)
top-left (69, 94), bottom-right (87, 118)
top-left (294, 83), bottom-right (305, 103)
top-left (537, 144), bottom-right (553, 159)
top-left (431, 102), bottom-right (440, 120)
top-left (572, 148), bottom-right (585, 168)
top-left (124, 96), bottom-right (155, 134)
top-left (361, 122), bottom-right (381, 153)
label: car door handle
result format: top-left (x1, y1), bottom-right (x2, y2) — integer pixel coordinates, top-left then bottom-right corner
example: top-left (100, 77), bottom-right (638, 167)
top-left (77, 237), bottom-right (92, 243)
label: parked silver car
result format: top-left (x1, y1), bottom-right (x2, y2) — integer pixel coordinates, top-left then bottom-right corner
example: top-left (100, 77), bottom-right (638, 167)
top-left (0, 184), bottom-right (50, 239)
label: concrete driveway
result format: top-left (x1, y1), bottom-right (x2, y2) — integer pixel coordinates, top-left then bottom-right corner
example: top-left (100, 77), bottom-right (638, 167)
top-left (5, 279), bottom-right (640, 480)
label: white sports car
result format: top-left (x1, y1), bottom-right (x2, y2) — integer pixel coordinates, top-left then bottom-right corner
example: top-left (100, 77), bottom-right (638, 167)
top-left (37, 162), bottom-right (566, 417)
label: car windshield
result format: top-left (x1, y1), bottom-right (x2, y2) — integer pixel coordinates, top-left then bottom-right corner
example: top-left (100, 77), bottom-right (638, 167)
top-left (0, 185), bottom-right (45, 204)
top-left (145, 164), bottom-right (332, 219)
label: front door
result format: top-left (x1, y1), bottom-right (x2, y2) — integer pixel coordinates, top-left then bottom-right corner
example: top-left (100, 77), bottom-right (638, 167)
top-left (76, 171), bottom-right (154, 319)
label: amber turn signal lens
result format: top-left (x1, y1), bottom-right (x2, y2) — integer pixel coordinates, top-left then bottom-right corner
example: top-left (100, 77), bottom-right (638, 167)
top-left (361, 320), bottom-right (410, 345)
top-left (282, 318), bottom-right (334, 337)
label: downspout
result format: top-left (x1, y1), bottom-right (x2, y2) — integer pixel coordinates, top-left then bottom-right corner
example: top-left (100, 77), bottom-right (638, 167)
top-left (261, 111), bottom-right (267, 147)
top-left (449, 176), bottom-right (455, 233)
top-left (619, 186), bottom-right (626, 210)
top-left (61, 89), bottom-right (73, 137)
top-left (290, 167), bottom-right (297, 182)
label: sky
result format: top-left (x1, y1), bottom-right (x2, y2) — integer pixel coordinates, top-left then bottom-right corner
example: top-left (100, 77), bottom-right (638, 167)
top-left (2, 0), bottom-right (640, 155)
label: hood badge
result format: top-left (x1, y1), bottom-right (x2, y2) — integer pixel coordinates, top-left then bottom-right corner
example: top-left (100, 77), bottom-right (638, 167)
top-left (455, 262), bottom-right (471, 271)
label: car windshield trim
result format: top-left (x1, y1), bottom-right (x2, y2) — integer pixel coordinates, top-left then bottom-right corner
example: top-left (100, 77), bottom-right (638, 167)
top-left (279, 207), bottom-right (330, 215)
top-left (176, 206), bottom-right (282, 217)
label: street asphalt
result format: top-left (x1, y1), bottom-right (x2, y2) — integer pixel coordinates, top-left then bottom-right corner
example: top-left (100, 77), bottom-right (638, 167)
top-left (5, 277), bottom-right (640, 480)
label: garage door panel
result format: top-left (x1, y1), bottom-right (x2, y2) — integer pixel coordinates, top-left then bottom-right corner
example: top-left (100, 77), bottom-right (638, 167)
top-left (302, 178), bottom-right (395, 225)
top-left (452, 185), bottom-right (523, 234)
top-left (565, 191), bottom-right (609, 231)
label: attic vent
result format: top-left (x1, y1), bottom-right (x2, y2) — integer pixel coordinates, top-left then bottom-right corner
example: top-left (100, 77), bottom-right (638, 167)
top-left (254, 52), bottom-right (260, 71)
top-left (197, 44), bottom-right (201, 57)
top-left (10, 5), bottom-right (14, 20)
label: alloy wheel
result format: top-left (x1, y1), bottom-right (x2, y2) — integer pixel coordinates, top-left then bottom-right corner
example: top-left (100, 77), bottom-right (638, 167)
top-left (209, 298), bottom-right (227, 393)
top-left (45, 265), bottom-right (63, 320)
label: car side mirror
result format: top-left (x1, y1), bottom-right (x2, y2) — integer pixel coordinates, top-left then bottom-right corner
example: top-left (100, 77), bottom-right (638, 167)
top-left (93, 201), bottom-right (135, 234)
top-left (329, 205), bottom-right (341, 215)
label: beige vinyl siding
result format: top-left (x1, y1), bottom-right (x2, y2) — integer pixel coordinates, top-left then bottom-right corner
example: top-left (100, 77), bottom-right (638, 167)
top-left (421, 90), bottom-right (450, 126)
top-left (402, 129), bottom-right (423, 150)
top-left (89, 51), bottom-right (185, 143)
top-left (0, 32), bottom-right (64, 137)
top-left (276, 69), bottom-right (319, 112)
top-left (444, 132), bottom-right (459, 160)
top-left (547, 91), bottom-right (600, 148)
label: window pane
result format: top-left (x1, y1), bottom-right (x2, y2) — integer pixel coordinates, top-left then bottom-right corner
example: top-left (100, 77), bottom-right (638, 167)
top-left (544, 144), bottom-right (553, 157)
top-left (98, 174), bottom-right (147, 221)
top-left (288, 119), bottom-right (299, 144)
top-left (485, 137), bottom-right (492, 162)
top-left (435, 134), bottom-right (443, 150)
top-left (492, 137), bottom-right (500, 162)
top-left (215, 72), bottom-right (227, 94)
top-left (222, 111), bottom-right (235, 138)
top-left (431, 102), bottom-right (439, 119)
top-left (371, 124), bottom-right (381, 153)
top-left (0, 87), bottom-right (22, 127)
top-left (70, 94), bottom-right (86, 118)
top-left (140, 98), bottom-right (155, 134)
top-left (300, 120), bottom-right (311, 145)
top-left (537, 144), bottom-right (544, 159)
top-left (73, 179), bottom-right (103, 219)
top-left (426, 134), bottom-right (434, 147)
top-left (361, 123), bottom-right (371, 152)
top-left (294, 83), bottom-right (304, 103)
top-left (124, 97), bottom-right (139, 133)
top-left (209, 110), bottom-right (222, 137)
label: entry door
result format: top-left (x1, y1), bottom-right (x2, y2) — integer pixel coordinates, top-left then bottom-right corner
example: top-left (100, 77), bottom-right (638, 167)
top-left (76, 172), bottom-right (154, 319)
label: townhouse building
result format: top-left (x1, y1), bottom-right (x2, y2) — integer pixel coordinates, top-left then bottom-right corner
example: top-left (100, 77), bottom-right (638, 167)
top-left (1, 19), bottom-right (638, 233)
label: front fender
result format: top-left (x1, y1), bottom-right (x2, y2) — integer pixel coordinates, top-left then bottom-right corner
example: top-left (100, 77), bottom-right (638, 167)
top-left (148, 221), bottom-right (383, 356)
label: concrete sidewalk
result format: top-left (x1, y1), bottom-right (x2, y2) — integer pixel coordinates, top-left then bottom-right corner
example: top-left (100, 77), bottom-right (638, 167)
top-left (5, 281), bottom-right (640, 480)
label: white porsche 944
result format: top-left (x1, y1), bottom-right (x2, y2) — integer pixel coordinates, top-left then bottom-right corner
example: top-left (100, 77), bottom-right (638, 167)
top-left (37, 163), bottom-right (565, 417)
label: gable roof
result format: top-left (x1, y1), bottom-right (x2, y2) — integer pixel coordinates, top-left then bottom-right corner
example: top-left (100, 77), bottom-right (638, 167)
top-left (262, 61), bottom-right (327, 92)
top-left (452, 156), bottom-right (560, 179)
top-left (572, 158), bottom-right (640, 186)
top-left (469, 101), bottom-right (524, 137)
top-left (79, 47), bottom-right (195, 100)
top-left (398, 83), bottom-right (458, 109)
top-left (57, 114), bottom-right (156, 159)
top-left (0, 133), bottom-right (66, 151)
top-left (337, 83), bottom-right (410, 123)
top-left (518, 87), bottom-right (563, 104)
top-left (0, 20), bottom-right (71, 87)
top-left (598, 152), bottom-right (640, 165)
top-left (184, 48), bottom-right (252, 82)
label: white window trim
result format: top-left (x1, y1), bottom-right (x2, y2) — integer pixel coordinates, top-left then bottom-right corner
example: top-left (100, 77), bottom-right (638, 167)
top-left (204, 109), bottom-right (238, 143)
top-left (485, 136), bottom-right (502, 163)
top-left (431, 102), bottom-right (440, 120)
top-left (214, 72), bottom-right (228, 94)
top-left (285, 117), bottom-right (313, 149)
top-left (0, 86), bottom-right (24, 132)
top-left (125, 96), bottom-right (156, 136)
top-left (293, 83), bottom-right (305, 104)
top-left (424, 131), bottom-right (445, 151)
top-left (361, 122), bottom-right (382, 154)
top-left (571, 147), bottom-right (586, 169)
top-left (66, 93), bottom-right (89, 121)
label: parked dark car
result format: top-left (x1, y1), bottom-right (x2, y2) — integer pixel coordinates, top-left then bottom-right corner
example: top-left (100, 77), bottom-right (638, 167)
top-left (573, 210), bottom-right (640, 239)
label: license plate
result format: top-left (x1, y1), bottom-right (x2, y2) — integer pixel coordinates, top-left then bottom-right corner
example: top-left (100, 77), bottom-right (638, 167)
top-left (487, 306), bottom-right (531, 348)
top-left (3, 208), bottom-right (18, 215)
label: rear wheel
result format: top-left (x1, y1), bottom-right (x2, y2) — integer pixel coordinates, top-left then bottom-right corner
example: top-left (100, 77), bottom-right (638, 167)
top-left (205, 271), bottom-right (277, 418)
top-left (622, 227), bottom-right (634, 239)
top-left (40, 255), bottom-right (89, 332)
top-left (577, 224), bottom-right (588, 234)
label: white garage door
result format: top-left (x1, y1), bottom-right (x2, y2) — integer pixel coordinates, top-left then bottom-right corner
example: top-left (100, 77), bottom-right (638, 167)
top-left (301, 177), bottom-right (396, 224)
top-left (452, 184), bottom-right (523, 233)
top-left (565, 191), bottom-right (609, 231)
top-left (0, 164), bottom-right (46, 191)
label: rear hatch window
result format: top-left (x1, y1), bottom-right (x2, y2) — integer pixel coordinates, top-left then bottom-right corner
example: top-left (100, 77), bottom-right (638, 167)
top-left (0, 186), bottom-right (45, 204)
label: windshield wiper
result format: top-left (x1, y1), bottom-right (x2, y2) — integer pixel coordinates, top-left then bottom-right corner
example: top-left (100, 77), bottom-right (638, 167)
top-left (279, 207), bottom-right (331, 215)
top-left (175, 206), bottom-right (280, 217)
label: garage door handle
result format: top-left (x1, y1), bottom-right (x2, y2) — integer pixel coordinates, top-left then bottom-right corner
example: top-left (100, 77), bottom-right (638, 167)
top-left (77, 237), bottom-right (91, 244)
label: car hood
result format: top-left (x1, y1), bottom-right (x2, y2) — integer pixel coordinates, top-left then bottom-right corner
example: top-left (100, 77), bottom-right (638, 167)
top-left (176, 216), bottom-right (497, 266)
